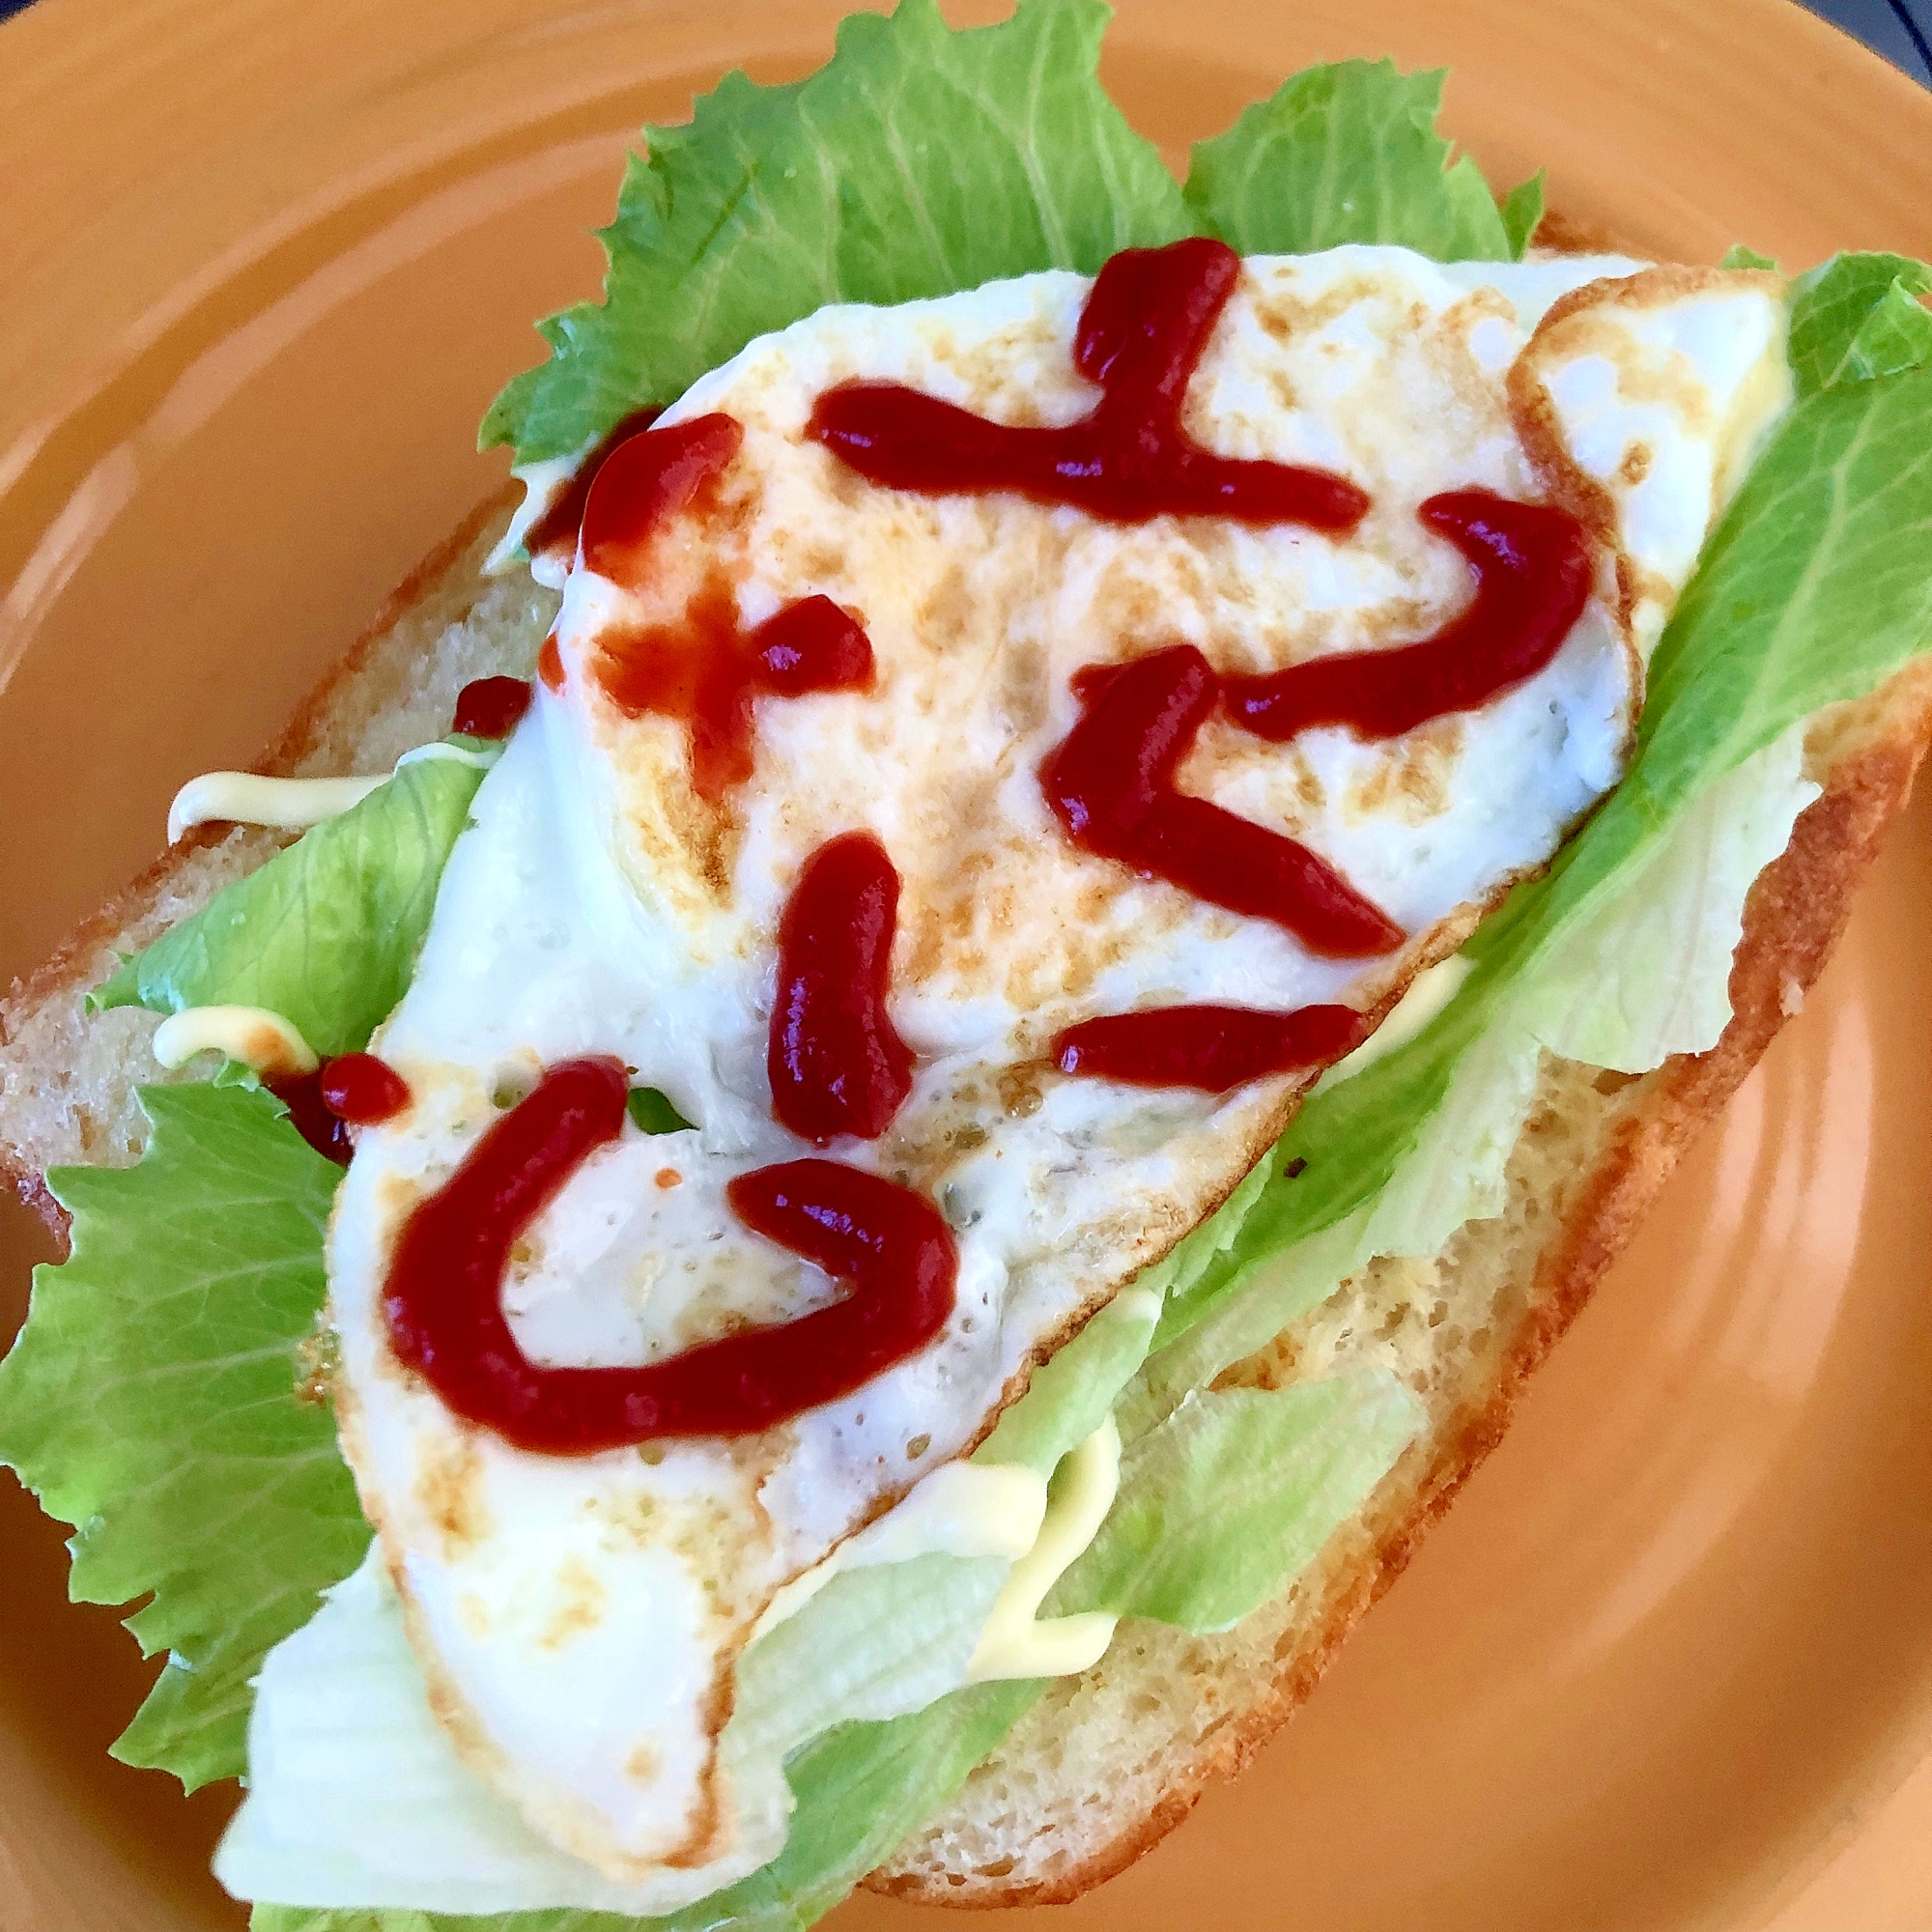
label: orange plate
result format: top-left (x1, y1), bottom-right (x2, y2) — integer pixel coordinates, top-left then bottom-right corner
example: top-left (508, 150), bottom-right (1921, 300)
top-left (3, 1), bottom-right (1931, 1927)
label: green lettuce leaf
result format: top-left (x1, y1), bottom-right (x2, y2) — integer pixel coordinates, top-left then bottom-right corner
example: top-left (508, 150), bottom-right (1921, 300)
top-left (1053, 1373), bottom-right (1421, 1633)
top-left (627, 1088), bottom-right (696, 1135)
top-left (1788, 252), bottom-right (1932, 395)
top-left (734, 1555), bottom-right (1007, 1763)
top-left (483, 12), bottom-right (1546, 469)
top-left (1498, 169), bottom-right (1546, 260)
top-left (1148, 347), bottom-right (1932, 1376)
top-left (1182, 60), bottom-right (1538, 262)
top-left (1127, 1207), bottom-right (1380, 1440)
top-left (972, 1168), bottom-right (1280, 1473)
top-left (1502, 722), bottom-right (1818, 1070)
top-left (92, 752), bottom-right (490, 1060)
top-left (218, 1536), bottom-right (1016, 1922)
top-left (0, 1086), bottom-right (360, 1791)
top-left (1128, 719), bottom-right (1820, 1430)
top-left (1720, 243), bottom-right (1778, 272)
top-left (480, 0), bottom-right (1191, 466)
top-left (250, 1679), bottom-right (1041, 1932)
top-left (974, 1286), bottom-right (1161, 1475)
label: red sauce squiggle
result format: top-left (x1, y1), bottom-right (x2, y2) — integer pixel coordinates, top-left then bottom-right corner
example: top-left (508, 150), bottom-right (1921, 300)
top-left (1223, 491), bottom-right (1595, 741)
top-left (580, 412), bottom-right (743, 583)
top-left (567, 412), bottom-right (875, 800)
top-left (321, 1053), bottom-right (412, 1124)
top-left (770, 832), bottom-right (914, 1143)
top-left (525, 405), bottom-right (665, 559)
top-left (451, 676), bottom-right (532, 740)
top-left (596, 586), bottom-right (873, 804)
top-left (1040, 644), bottom-right (1405, 959)
top-left (270, 1055), bottom-right (412, 1161)
top-left (808, 238), bottom-right (1368, 532)
top-left (268, 1072), bottom-right (353, 1166)
top-left (721, 1158), bottom-right (957, 1424)
top-left (1052, 1003), bottom-right (1367, 1094)
top-left (381, 1058), bottom-right (956, 1451)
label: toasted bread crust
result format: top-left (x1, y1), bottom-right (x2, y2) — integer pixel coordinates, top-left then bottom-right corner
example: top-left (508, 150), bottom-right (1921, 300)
top-left (868, 657), bottom-right (1932, 1907)
top-left (0, 485), bottom-right (526, 1247)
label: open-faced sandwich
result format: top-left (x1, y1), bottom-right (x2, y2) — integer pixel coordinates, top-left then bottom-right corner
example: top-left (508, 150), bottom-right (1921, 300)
top-left (6, 4), bottom-right (1932, 1926)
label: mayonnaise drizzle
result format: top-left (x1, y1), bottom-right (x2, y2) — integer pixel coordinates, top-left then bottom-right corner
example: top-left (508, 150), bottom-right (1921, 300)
top-left (1317, 952), bottom-right (1475, 1091)
top-left (967, 1416), bottom-right (1122, 1682)
top-left (152, 1005), bottom-right (319, 1077)
top-left (168, 773), bottom-right (385, 845)
top-left (751, 1460), bottom-right (1046, 1643)
top-left (395, 742), bottom-right (498, 773)
top-left (168, 740), bottom-right (499, 844)
top-left (750, 1412), bottom-right (1128, 1688)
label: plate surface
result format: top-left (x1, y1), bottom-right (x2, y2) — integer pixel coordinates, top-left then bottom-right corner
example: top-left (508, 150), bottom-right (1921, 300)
top-left (3, 1), bottom-right (1932, 1927)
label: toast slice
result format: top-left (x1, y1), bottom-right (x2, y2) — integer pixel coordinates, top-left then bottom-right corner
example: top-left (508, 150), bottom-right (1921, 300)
top-left (3, 455), bottom-right (1929, 1913)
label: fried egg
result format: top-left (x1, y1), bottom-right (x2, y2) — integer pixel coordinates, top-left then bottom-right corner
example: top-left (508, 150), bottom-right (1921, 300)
top-left (323, 245), bottom-right (1789, 1895)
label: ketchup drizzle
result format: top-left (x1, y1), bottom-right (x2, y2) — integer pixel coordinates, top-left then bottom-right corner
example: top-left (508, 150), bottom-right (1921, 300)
top-left (569, 412), bottom-right (874, 800)
top-left (267, 1073), bottom-right (353, 1166)
top-left (596, 587), bottom-right (873, 804)
top-left (380, 244), bottom-right (1612, 1453)
top-left (451, 676), bottom-right (532, 740)
top-left (769, 833), bottom-right (914, 1143)
top-left (380, 1057), bottom-right (955, 1453)
top-left (580, 413), bottom-right (742, 583)
top-left (1040, 644), bottom-right (1405, 959)
top-left (1223, 492), bottom-right (1595, 741)
top-left (1052, 1003), bottom-right (1367, 1094)
top-left (808, 239), bottom-right (1368, 532)
top-left (321, 1052), bottom-right (412, 1125)
top-left (271, 1054), bottom-right (412, 1164)
top-left (525, 405), bottom-right (665, 559)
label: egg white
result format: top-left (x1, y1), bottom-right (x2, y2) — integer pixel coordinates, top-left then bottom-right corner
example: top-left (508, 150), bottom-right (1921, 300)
top-left (326, 245), bottom-right (1789, 1887)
